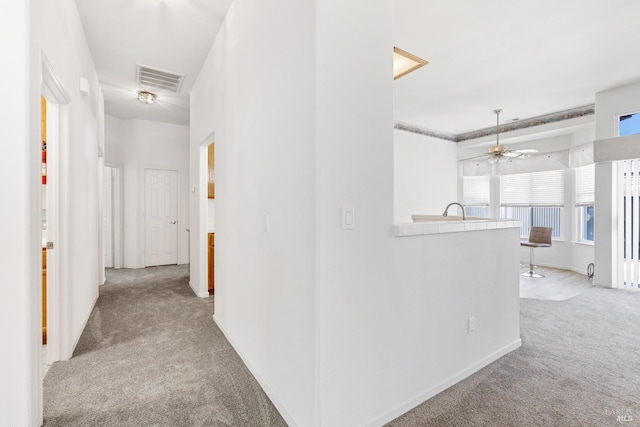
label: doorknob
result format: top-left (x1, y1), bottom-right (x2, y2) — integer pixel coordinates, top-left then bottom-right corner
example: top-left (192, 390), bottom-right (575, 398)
top-left (170, 220), bottom-right (177, 224)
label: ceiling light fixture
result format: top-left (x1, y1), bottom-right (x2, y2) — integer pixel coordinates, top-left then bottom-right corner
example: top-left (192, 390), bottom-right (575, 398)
top-left (137, 90), bottom-right (157, 104)
top-left (393, 47), bottom-right (428, 80)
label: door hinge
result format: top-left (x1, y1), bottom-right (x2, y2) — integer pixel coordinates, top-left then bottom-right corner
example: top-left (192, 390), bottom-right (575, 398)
top-left (46, 242), bottom-right (54, 250)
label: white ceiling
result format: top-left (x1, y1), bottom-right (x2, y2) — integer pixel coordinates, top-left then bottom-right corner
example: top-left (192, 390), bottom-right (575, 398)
top-left (394, 0), bottom-right (640, 135)
top-left (75, 0), bottom-right (233, 126)
top-left (75, 0), bottom-right (640, 134)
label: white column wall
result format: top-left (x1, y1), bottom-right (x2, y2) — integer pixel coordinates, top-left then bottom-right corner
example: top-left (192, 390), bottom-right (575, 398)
top-left (315, 0), bottom-right (399, 425)
top-left (0, 2), bottom-right (40, 425)
top-left (190, 1), bottom-right (524, 425)
top-left (594, 82), bottom-right (640, 287)
top-left (394, 130), bottom-right (458, 223)
top-left (190, 0), bottom-right (318, 424)
top-left (38, 0), bottom-right (103, 353)
top-left (104, 116), bottom-right (190, 268)
top-left (1, 0), bottom-right (103, 423)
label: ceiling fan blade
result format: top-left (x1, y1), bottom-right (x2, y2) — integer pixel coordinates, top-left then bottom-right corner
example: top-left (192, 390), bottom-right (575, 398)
top-left (513, 148), bottom-right (538, 154)
top-left (461, 154), bottom-right (490, 161)
top-left (503, 151), bottom-right (522, 158)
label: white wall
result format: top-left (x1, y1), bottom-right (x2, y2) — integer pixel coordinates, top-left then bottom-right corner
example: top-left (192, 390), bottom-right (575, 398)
top-left (593, 81), bottom-right (640, 286)
top-left (105, 115), bottom-right (190, 268)
top-left (40, 0), bottom-right (103, 357)
top-left (0, 2), bottom-right (39, 425)
top-left (394, 130), bottom-right (458, 222)
top-left (192, 1), bottom-right (522, 426)
top-left (190, 0), bottom-right (318, 424)
top-left (0, 0), bottom-right (103, 424)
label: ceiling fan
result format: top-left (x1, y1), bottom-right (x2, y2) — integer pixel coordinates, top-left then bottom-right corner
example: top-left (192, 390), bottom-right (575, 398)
top-left (465, 109), bottom-right (538, 164)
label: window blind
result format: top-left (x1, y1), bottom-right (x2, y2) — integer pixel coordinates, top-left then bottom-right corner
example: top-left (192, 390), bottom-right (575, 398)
top-left (500, 170), bottom-right (565, 206)
top-left (575, 164), bottom-right (595, 206)
top-left (463, 175), bottom-right (490, 206)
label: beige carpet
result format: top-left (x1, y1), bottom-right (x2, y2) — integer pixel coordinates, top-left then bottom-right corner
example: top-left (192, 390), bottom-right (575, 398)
top-left (389, 283), bottom-right (640, 426)
top-left (43, 265), bottom-right (286, 426)
top-left (520, 266), bottom-right (594, 301)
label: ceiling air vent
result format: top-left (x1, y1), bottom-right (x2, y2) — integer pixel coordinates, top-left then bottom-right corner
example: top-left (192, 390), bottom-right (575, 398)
top-left (137, 64), bottom-right (185, 93)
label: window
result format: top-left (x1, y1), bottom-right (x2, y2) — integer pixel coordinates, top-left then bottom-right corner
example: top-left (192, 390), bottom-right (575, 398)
top-left (462, 175), bottom-right (490, 218)
top-left (575, 164), bottom-right (595, 242)
top-left (500, 170), bottom-right (565, 238)
top-left (619, 112), bottom-right (640, 137)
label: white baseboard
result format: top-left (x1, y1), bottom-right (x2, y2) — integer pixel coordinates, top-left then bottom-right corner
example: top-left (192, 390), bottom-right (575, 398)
top-left (520, 261), bottom-right (590, 278)
top-left (189, 280), bottom-right (209, 298)
top-left (69, 292), bottom-right (99, 359)
top-left (213, 315), bottom-right (298, 427)
top-left (365, 338), bottom-right (523, 427)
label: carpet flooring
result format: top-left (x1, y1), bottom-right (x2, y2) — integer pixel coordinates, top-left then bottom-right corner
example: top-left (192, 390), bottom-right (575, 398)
top-left (387, 286), bottom-right (640, 427)
top-left (44, 266), bottom-right (640, 426)
top-left (43, 265), bottom-right (286, 427)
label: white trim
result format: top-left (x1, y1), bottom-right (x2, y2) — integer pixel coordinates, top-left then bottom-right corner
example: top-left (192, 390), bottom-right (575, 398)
top-left (197, 132), bottom-right (215, 298)
top-left (213, 315), bottom-right (298, 427)
top-left (365, 339), bottom-right (522, 427)
top-left (41, 54), bottom-right (73, 363)
top-left (194, 289), bottom-right (210, 299)
top-left (104, 164), bottom-right (123, 269)
top-left (70, 294), bottom-right (98, 353)
top-left (572, 240), bottom-right (594, 247)
top-left (113, 167), bottom-right (123, 269)
top-left (143, 167), bottom-right (180, 267)
top-left (42, 54), bottom-right (70, 104)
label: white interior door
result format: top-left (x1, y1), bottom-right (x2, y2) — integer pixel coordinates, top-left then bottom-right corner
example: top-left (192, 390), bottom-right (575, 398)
top-left (144, 169), bottom-right (178, 266)
top-left (103, 166), bottom-right (113, 268)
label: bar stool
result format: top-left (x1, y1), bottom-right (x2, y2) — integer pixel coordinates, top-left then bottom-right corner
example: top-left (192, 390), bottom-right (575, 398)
top-left (520, 227), bottom-right (552, 278)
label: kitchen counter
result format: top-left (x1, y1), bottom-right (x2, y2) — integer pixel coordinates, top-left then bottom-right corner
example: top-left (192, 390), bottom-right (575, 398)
top-left (394, 215), bottom-right (520, 237)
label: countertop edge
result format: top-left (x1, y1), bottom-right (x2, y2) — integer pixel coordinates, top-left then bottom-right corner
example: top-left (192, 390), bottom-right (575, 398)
top-left (394, 219), bottom-right (521, 237)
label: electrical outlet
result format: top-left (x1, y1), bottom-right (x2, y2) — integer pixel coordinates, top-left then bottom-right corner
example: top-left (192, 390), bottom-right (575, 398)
top-left (263, 214), bottom-right (270, 232)
top-left (468, 317), bottom-right (476, 334)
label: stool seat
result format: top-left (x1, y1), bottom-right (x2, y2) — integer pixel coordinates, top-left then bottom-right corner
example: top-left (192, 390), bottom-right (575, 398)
top-left (520, 241), bottom-right (551, 248)
top-left (521, 227), bottom-right (552, 278)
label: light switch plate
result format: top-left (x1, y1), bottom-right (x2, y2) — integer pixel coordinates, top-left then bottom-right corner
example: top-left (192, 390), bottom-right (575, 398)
top-left (263, 214), bottom-right (270, 232)
top-left (341, 206), bottom-right (355, 230)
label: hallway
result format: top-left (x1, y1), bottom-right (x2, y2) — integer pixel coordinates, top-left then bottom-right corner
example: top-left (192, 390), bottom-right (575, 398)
top-left (43, 266), bottom-right (285, 426)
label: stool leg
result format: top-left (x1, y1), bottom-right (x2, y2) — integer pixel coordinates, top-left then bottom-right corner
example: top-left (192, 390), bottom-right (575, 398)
top-left (521, 247), bottom-right (545, 278)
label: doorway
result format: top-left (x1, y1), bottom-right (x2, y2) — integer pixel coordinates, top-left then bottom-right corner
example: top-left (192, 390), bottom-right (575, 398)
top-left (103, 165), bottom-right (124, 269)
top-left (41, 96), bottom-right (48, 345)
top-left (103, 166), bottom-right (114, 268)
top-left (41, 54), bottom-right (72, 365)
top-left (144, 168), bottom-right (179, 266)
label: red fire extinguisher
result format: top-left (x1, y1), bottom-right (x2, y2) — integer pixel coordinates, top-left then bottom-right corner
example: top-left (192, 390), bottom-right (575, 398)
top-left (42, 141), bottom-right (47, 185)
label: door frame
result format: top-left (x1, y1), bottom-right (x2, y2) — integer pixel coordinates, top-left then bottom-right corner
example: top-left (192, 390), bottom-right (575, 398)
top-left (103, 164), bottom-right (123, 269)
top-left (41, 54), bottom-right (72, 364)
top-left (193, 134), bottom-right (216, 298)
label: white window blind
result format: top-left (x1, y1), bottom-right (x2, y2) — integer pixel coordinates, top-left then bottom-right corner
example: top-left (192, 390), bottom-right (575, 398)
top-left (463, 175), bottom-right (490, 206)
top-left (575, 164), bottom-right (595, 206)
top-left (500, 170), bottom-right (565, 206)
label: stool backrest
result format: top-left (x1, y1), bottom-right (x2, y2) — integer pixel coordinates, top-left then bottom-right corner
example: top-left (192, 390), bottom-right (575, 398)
top-left (529, 227), bottom-right (552, 245)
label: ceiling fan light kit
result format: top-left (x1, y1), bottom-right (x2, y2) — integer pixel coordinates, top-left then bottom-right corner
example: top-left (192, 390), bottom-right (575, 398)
top-left (465, 109), bottom-right (539, 163)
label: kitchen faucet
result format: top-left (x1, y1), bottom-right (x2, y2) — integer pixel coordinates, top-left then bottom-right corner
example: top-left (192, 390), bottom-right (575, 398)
top-left (442, 202), bottom-right (466, 220)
